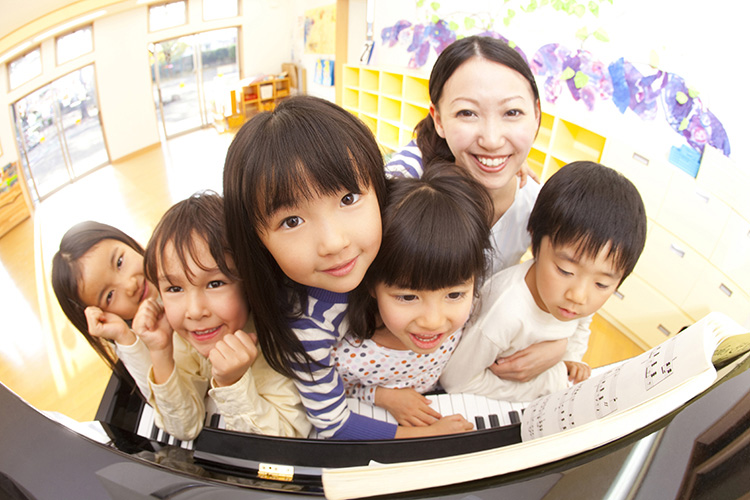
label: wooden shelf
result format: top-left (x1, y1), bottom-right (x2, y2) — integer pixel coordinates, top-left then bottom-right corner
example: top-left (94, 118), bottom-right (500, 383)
top-left (239, 77), bottom-right (291, 117)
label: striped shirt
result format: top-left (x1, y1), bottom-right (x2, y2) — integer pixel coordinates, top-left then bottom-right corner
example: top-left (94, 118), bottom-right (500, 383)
top-left (288, 286), bottom-right (397, 440)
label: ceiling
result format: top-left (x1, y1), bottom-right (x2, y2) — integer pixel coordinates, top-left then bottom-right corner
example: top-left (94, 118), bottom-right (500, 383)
top-left (0, 0), bottom-right (83, 40)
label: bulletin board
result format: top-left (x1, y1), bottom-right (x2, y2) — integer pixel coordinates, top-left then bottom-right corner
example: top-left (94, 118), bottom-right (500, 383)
top-left (304, 4), bottom-right (336, 54)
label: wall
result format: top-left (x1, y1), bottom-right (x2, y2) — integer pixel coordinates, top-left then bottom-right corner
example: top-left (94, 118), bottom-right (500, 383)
top-left (370, 0), bottom-right (746, 170)
top-left (0, 0), bottom-right (295, 194)
top-left (290, 0), bottom-right (337, 101)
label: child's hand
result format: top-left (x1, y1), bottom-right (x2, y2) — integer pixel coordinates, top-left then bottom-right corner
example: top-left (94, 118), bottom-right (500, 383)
top-left (131, 298), bottom-right (173, 352)
top-left (564, 360), bottom-right (591, 384)
top-left (517, 160), bottom-right (540, 188)
top-left (84, 306), bottom-right (134, 345)
top-left (375, 387), bottom-right (442, 426)
top-left (490, 338), bottom-right (567, 382)
top-left (209, 330), bottom-right (258, 388)
top-left (395, 414), bottom-right (473, 438)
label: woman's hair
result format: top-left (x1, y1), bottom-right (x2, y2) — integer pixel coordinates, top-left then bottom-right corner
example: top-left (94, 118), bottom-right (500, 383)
top-left (223, 95), bottom-right (387, 379)
top-left (348, 160), bottom-right (494, 340)
top-left (528, 161), bottom-right (647, 283)
top-left (416, 35), bottom-right (541, 165)
top-left (143, 191), bottom-right (237, 289)
top-left (51, 221), bottom-right (144, 373)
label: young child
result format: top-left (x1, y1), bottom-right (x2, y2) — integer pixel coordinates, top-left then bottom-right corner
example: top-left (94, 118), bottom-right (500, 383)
top-left (132, 191), bottom-right (311, 441)
top-left (51, 221), bottom-right (160, 388)
top-left (335, 161), bottom-right (494, 426)
top-left (223, 95), bottom-right (473, 439)
top-left (441, 161), bottom-right (647, 401)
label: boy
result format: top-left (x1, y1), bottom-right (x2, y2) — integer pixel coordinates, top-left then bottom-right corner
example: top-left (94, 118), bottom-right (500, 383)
top-left (440, 161), bottom-right (647, 402)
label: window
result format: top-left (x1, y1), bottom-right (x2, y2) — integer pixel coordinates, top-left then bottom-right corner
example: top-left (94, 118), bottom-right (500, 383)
top-left (203, 0), bottom-right (238, 21)
top-left (8, 48), bottom-right (41, 90)
top-left (149, 1), bottom-right (187, 32)
top-left (56, 26), bottom-right (93, 65)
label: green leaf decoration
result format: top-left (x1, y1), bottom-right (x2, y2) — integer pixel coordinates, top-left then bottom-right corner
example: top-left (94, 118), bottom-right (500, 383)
top-left (688, 88), bottom-right (699, 98)
top-left (449, 21), bottom-right (459, 30)
top-left (431, 2), bottom-right (441, 11)
top-left (417, 0), bottom-right (425, 7)
top-left (679, 118), bottom-right (689, 131)
top-left (508, 8), bottom-right (516, 17)
top-left (576, 27), bottom-right (589, 40)
top-left (676, 91), bottom-right (689, 105)
top-left (561, 67), bottom-right (576, 80)
top-left (524, 0), bottom-right (538, 13)
top-left (574, 71), bottom-right (589, 88)
top-left (553, 0), bottom-right (564, 11)
top-left (503, 16), bottom-right (511, 26)
top-left (589, 1), bottom-right (599, 16)
top-left (464, 17), bottom-right (476, 29)
top-left (574, 4), bottom-right (586, 17)
top-left (508, 40), bottom-right (517, 48)
top-left (593, 29), bottom-right (609, 42)
top-left (431, 14), bottom-right (440, 23)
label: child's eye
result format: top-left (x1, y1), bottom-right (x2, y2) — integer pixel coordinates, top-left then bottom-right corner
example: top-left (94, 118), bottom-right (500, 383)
top-left (446, 291), bottom-right (466, 300)
top-left (340, 192), bottom-right (361, 206)
top-left (116, 255), bottom-right (123, 269)
top-left (165, 285), bottom-right (182, 293)
top-left (396, 294), bottom-right (418, 303)
top-left (281, 215), bottom-right (303, 229)
top-left (596, 282), bottom-right (612, 290)
top-left (557, 266), bottom-right (573, 277)
top-left (105, 290), bottom-right (114, 305)
top-left (207, 280), bottom-right (225, 289)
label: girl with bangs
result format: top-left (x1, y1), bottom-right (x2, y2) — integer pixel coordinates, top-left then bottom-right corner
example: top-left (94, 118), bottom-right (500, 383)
top-left (223, 96), bottom-right (472, 439)
top-left (335, 161), bottom-right (495, 427)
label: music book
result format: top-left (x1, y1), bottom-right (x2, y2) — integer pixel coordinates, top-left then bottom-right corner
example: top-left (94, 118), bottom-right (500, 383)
top-left (321, 312), bottom-right (750, 500)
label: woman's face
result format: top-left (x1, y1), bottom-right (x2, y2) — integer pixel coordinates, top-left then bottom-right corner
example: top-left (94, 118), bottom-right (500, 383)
top-left (430, 57), bottom-right (540, 195)
top-left (77, 239), bottom-right (158, 320)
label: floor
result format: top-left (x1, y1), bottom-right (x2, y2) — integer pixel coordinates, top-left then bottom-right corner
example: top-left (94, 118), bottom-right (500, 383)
top-left (0, 126), bottom-right (644, 423)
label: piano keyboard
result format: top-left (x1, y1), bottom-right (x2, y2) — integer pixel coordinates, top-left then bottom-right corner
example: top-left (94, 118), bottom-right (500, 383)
top-left (134, 403), bottom-right (226, 450)
top-left (347, 393), bottom-right (529, 431)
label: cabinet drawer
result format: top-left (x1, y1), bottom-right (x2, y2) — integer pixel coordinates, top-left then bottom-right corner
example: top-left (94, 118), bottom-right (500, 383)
top-left (681, 266), bottom-right (750, 327)
top-left (635, 223), bottom-right (707, 306)
top-left (600, 274), bottom-right (693, 349)
top-left (600, 139), bottom-right (672, 219)
top-left (710, 210), bottom-right (750, 295)
top-left (656, 169), bottom-right (731, 258)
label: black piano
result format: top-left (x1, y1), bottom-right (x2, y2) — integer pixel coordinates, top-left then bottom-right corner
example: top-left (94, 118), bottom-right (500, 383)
top-left (2, 355), bottom-right (750, 499)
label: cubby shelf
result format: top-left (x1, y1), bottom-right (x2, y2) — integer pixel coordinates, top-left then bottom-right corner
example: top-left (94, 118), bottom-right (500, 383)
top-left (341, 64), bottom-right (750, 348)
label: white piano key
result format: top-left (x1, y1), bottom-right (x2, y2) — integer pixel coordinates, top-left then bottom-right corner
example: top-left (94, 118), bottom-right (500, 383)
top-left (486, 397), bottom-right (502, 426)
top-left (460, 394), bottom-right (478, 430)
top-left (136, 404), bottom-right (155, 439)
top-left (372, 405), bottom-right (389, 422)
top-left (437, 393), bottom-right (453, 416)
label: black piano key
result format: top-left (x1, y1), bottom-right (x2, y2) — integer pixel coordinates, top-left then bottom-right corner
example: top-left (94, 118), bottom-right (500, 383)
top-left (210, 413), bottom-right (221, 428)
top-left (150, 424), bottom-right (160, 440)
top-left (475, 416), bottom-right (486, 430)
top-left (488, 414), bottom-right (500, 428)
top-left (174, 438), bottom-right (182, 447)
top-left (509, 410), bottom-right (520, 424)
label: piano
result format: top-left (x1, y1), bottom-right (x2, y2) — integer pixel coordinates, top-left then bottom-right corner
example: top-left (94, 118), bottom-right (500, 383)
top-left (2, 358), bottom-right (749, 499)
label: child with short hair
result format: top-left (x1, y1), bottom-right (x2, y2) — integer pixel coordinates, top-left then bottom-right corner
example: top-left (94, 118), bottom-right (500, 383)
top-left (336, 161), bottom-right (494, 426)
top-left (132, 191), bottom-right (310, 441)
top-left (441, 161), bottom-right (647, 401)
top-left (223, 95), bottom-right (473, 439)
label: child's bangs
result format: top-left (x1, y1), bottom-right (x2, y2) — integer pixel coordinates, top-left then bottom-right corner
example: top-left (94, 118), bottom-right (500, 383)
top-left (377, 201), bottom-right (485, 291)
top-left (246, 111), bottom-right (379, 225)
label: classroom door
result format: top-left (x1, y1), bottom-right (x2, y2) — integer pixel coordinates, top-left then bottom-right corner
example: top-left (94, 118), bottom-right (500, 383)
top-left (150, 28), bottom-right (239, 138)
top-left (12, 65), bottom-right (109, 201)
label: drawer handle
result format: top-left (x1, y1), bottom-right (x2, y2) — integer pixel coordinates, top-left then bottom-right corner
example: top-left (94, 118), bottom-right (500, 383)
top-left (694, 190), bottom-right (711, 204)
top-left (657, 324), bottom-right (671, 337)
top-left (669, 243), bottom-right (686, 258)
top-left (632, 152), bottom-right (650, 166)
top-left (613, 290), bottom-right (624, 300)
top-left (719, 283), bottom-right (733, 297)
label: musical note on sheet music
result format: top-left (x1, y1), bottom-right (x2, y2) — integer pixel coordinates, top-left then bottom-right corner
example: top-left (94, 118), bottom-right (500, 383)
top-left (643, 339), bottom-right (676, 391)
top-left (594, 365), bottom-right (621, 419)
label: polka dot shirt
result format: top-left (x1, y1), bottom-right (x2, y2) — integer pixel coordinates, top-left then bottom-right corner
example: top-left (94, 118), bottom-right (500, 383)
top-left (333, 330), bottom-right (462, 405)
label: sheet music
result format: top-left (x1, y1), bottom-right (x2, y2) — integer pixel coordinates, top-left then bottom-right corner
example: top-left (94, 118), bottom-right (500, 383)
top-left (521, 319), bottom-right (715, 441)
